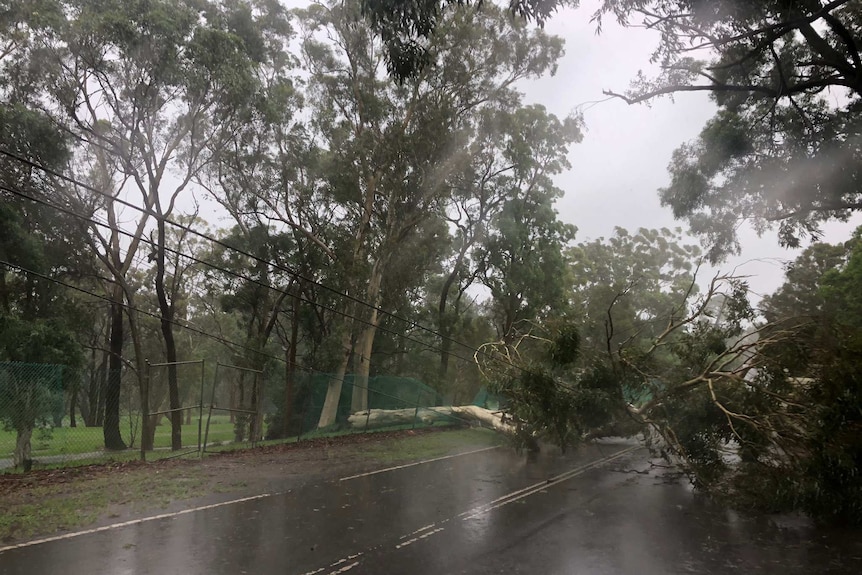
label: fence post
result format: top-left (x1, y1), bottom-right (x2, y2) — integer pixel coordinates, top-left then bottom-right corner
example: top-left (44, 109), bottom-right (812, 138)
top-left (412, 390), bottom-right (423, 430)
top-left (141, 360), bottom-right (150, 462)
top-left (201, 362), bottom-right (221, 457)
top-left (197, 359), bottom-right (205, 455)
top-left (297, 391), bottom-right (310, 442)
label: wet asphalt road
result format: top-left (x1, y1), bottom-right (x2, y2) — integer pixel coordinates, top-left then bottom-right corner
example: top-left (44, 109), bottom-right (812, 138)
top-left (1, 439), bottom-right (861, 575)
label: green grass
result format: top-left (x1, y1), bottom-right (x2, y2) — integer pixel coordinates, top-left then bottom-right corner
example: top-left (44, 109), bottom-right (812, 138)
top-left (0, 414), bottom-right (243, 459)
top-left (1, 411), bottom-right (484, 470)
top-left (0, 464), bottom-right (210, 541)
top-left (0, 426), bottom-right (504, 542)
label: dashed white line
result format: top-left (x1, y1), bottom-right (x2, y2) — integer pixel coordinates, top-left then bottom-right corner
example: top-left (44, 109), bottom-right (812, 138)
top-left (395, 527), bottom-right (446, 549)
top-left (399, 522), bottom-right (438, 539)
top-left (460, 446), bottom-right (638, 521)
top-left (327, 561), bottom-right (360, 574)
top-left (298, 445), bottom-right (639, 574)
top-left (2, 444), bottom-right (501, 555)
top-left (338, 445), bottom-right (501, 481)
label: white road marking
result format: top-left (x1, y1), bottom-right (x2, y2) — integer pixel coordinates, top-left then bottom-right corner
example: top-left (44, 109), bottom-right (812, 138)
top-left (460, 446), bottom-right (638, 521)
top-left (2, 444), bottom-right (500, 555)
top-left (399, 522), bottom-right (438, 539)
top-left (327, 560), bottom-right (359, 574)
top-left (303, 445), bottom-right (639, 574)
top-left (338, 445), bottom-right (501, 481)
top-left (395, 527), bottom-right (446, 549)
top-left (0, 492), bottom-right (275, 555)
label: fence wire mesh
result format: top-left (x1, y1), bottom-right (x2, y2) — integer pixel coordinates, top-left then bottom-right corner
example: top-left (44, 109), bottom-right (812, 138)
top-left (288, 373), bottom-right (465, 440)
top-left (1, 362), bottom-right (72, 470)
top-left (1, 360), bottom-right (474, 472)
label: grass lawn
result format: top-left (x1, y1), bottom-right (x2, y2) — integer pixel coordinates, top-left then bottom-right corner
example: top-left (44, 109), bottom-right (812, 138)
top-left (1, 412), bottom-right (476, 469)
top-left (0, 415), bottom-right (242, 459)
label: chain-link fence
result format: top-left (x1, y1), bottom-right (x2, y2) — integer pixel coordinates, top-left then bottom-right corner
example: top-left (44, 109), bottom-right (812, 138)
top-left (1, 362), bottom-right (72, 471)
top-left (1, 360), bottom-right (475, 472)
top-left (0, 360), bottom-right (208, 470)
top-left (282, 373), bottom-right (466, 440)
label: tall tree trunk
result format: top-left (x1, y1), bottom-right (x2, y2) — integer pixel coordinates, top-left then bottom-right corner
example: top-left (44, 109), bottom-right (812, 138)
top-left (229, 384), bottom-right (236, 424)
top-left (351, 259), bottom-right (385, 413)
top-left (69, 382), bottom-right (77, 428)
top-left (351, 319), bottom-right (378, 413)
top-left (88, 343), bottom-right (107, 426)
top-left (14, 426), bottom-right (33, 471)
top-left (438, 242), bottom-right (471, 385)
top-left (282, 292), bottom-right (300, 437)
top-left (318, 312), bottom-right (354, 429)
top-left (104, 287), bottom-right (127, 450)
top-left (154, 218), bottom-right (182, 451)
top-left (124, 299), bottom-right (151, 453)
top-left (95, 357), bottom-right (106, 426)
top-left (234, 372), bottom-right (246, 442)
top-left (0, 270), bottom-right (9, 314)
top-left (249, 374), bottom-right (261, 442)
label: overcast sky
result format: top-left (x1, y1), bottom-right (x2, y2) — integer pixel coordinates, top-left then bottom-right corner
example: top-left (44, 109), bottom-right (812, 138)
top-left (519, 1), bottom-right (861, 302)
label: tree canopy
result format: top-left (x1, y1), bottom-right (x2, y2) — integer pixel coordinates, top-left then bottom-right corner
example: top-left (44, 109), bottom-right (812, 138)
top-left (361, 0), bottom-right (862, 259)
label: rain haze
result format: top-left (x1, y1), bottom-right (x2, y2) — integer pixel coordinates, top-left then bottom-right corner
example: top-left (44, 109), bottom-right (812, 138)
top-left (3, 1), bottom-right (862, 573)
top-left (522, 1), bottom-right (862, 300)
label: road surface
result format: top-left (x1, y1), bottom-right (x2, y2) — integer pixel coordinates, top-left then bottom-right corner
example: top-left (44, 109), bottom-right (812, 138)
top-left (1, 439), bottom-right (860, 574)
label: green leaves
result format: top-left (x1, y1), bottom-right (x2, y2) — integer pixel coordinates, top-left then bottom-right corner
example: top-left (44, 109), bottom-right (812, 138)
top-left (598, 0), bottom-right (862, 259)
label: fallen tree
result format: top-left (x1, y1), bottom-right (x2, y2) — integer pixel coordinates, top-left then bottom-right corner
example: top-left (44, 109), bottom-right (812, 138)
top-left (346, 405), bottom-right (514, 435)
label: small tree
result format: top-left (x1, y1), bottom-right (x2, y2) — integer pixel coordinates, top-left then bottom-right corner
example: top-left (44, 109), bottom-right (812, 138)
top-left (0, 363), bottom-right (63, 470)
top-left (0, 317), bottom-right (82, 470)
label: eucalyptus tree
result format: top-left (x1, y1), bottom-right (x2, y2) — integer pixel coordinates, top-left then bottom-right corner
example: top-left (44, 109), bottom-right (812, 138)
top-left (437, 104), bottom-right (581, 382)
top-left (474, 170), bottom-right (576, 342)
top-left (567, 227), bottom-right (702, 357)
top-left (364, 0), bottom-right (862, 259)
top-left (295, 1), bottom-right (567, 426)
top-left (0, 7), bottom-right (98, 463)
top-left (593, 0), bottom-right (862, 259)
top-left (20, 0), bottom-right (275, 449)
top-left (0, 78), bottom-right (91, 467)
top-left (189, 1), bottom-right (324, 440)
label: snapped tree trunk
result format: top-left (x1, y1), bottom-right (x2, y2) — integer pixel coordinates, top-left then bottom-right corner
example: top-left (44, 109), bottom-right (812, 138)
top-left (104, 289), bottom-right (127, 450)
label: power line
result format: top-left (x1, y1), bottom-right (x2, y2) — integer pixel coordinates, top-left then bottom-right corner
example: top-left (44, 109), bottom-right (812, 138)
top-left (0, 147), bottom-right (492, 362)
top-left (1, 148), bottom-right (588, 395)
top-left (0, 258), bottom-right (481, 427)
top-left (0, 258), bottom-right (285, 365)
top-left (2, 183), bottom-right (483, 370)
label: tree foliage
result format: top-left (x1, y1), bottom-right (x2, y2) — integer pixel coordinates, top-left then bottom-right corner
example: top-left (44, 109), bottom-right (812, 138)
top-left (595, 0), bottom-right (862, 259)
top-left (358, 0), bottom-right (568, 79)
top-left (361, 0), bottom-right (862, 259)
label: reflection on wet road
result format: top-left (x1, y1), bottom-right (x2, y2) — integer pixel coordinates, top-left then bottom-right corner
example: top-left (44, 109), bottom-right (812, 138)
top-left (1, 439), bottom-right (861, 575)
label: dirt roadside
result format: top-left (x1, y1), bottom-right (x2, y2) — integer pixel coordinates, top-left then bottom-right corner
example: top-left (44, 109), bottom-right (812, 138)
top-left (0, 427), bottom-right (504, 544)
